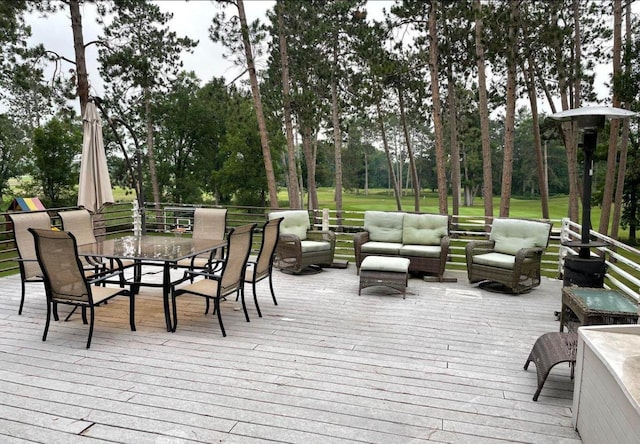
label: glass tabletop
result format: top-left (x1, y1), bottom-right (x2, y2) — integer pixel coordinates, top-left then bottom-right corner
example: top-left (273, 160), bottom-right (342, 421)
top-left (77, 235), bottom-right (225, 262)
top-left (569, 288), bottom-right (639, 314)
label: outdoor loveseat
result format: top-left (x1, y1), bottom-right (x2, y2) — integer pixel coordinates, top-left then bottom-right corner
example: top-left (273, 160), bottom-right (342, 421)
top-left (465, 218), bottom-right (552, 294)
top-left (353, 211), bottom-right (450, 281)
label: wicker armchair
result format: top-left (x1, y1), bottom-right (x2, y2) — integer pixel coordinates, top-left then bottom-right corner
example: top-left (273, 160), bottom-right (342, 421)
top-left (465, 218), bottom-right (552, 294)
top-left (268, 210), bottom-right (335, 274)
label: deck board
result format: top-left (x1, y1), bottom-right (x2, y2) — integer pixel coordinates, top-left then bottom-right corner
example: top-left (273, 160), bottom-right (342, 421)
top-left (0, 265), bottom-right (581, 443)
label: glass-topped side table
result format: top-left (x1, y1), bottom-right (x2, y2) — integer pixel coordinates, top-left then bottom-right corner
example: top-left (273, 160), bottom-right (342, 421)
top-left (560, 287), bottom-right (639, 332)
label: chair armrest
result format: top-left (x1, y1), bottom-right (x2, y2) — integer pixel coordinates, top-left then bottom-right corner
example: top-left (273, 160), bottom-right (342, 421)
top-left (183, 269), bottom-right (222, 281)
top-left (307, 230), bottom-right (335, 247)
top-left (275, 233), bottom-right (302, 262)
top-left (465, 239), bottom-right (495, 257)
top-left (87, 268), bottom-right (124, 285)
top-left (353, 231), bottom-right (370, 249)
top-left (514, 246), bottom-right (545, 262)
top-left (352, 231), bottom-right (370, 268)
top-left (440, 235), bottom-right (451, 258)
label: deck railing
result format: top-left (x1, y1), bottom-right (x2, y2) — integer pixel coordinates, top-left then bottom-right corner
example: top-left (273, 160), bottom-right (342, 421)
top-left (1, 202), bottom-right (638, 302)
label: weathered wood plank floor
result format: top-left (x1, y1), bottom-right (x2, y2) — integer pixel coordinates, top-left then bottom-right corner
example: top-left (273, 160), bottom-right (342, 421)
top-left (0, 265), bottom-right (580, 443)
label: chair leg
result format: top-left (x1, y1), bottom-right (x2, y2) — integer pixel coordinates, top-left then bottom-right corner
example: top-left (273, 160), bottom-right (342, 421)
top-left (81, 306), bottom-right (88, 324)
top-left (252, 281), bottom-right (262, 318)
top-left (240, 288), bottom-right (250, 322)
top-left (171, 288), bottom-right (178, 332)
top-left (86, 305), bottom-right (95, 349)
top-left (53, 301), bottom-right (60, 322)
top-left (214, 297), bottom-right (226, 337)
top-left (42, 302), bottom-right (52, 342)
top-left (268, 274), bottom-right (277, 306)
top-left (19, 280), bottom-right (26, 315)
top-left (129, 292), bottom-right (136, 332)
top-left (204, 298), bottom-right (210, 314)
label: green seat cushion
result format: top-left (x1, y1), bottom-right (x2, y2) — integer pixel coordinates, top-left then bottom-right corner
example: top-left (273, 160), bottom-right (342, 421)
top-left (269, 210), bottom-right (310, 241)
top-left (364, 211), bottom-right (404, 243)
top-left (490, 218), bottom-right (551, 255)
top-left (361, 256), bottom-right (410, 273)
top-left (399, 244), bottom-right (442, 258)
top-left (300, 240), bottom-right (331, 253)
top-left (361, 241), bottom-right (401, 255)
top-left (402, 213), bottom-right (448, 245)
top-left (472, 252), bottom-right (516, 269)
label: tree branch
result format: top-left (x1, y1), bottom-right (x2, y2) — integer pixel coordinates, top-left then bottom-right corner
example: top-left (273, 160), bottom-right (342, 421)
top-left (45, 50), bottom-right (76, 66)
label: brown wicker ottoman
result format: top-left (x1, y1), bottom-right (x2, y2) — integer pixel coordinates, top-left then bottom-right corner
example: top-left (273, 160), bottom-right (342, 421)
top-left (359, 256), bottom-right (411, 298)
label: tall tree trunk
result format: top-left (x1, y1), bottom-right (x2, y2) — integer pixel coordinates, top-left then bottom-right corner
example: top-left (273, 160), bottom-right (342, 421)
top-left (499, 0), bottom-right (519, 218)
top-left (611, 1), bottom-right (632, 240)
top-left (398, 87), bottom-right (420, 211)
top-left (144, 87), bottom-right (160, 209)
top-left (447, 65), bottom-right (460, 217)
top-left (331, 42), bottom-right (343, 223)
top-left (277, 2), bottom-right (300, 209)
top-left (474, 0), bottom-right (493, 225)
top-left (599, 0), bottom-right (622, 235)
top-left (237, 0), bottom-right (279, 208)
top-left (376, 102), bottom-right (402, 210)
top-left (550, 1), bottom-right (579, 223)
top-left (301, 125), bottom-right (319, 210)
top-left (524, 58), bottom-right (550, 219)
top-left (363, 150), bottom-right (369, 196)
top-left (429, 1), bottom-right (448, 215)
top-left (69, 0), bottom-right (89, 116)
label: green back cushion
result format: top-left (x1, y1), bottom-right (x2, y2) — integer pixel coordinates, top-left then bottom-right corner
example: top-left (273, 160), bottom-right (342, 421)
top-left (269, 210), bottom-right (309, 240)
top-left (364, 211), bottom-right (404, 243)
top-left (490, 218), bottom-right (551, 255)
top-left (402, 213), bottom-right (449, 245)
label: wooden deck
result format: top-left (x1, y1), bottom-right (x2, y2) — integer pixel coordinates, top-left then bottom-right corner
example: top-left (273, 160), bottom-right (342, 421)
top-left (0, 265), bottom-right (581, 443)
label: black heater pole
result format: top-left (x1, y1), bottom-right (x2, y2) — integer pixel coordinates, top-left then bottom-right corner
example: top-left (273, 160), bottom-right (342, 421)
top-left (580, 129), bottom-right (598, 259)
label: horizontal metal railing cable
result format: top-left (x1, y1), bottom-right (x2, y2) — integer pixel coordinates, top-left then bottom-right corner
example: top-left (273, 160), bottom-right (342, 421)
top-left (2, 202), bottom-right (638, 303)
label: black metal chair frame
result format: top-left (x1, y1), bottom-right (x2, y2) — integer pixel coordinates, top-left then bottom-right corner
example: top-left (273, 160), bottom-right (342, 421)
top-left (245, 217), bottom-right (283, 317)
top-left (171, 224), bottom-right (256, 337)
top-left (29, 228), bottom-right (135, 349)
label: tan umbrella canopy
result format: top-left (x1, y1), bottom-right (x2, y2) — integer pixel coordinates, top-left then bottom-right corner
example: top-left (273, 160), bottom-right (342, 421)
top-left (78, 101), bottom-right (114, 213)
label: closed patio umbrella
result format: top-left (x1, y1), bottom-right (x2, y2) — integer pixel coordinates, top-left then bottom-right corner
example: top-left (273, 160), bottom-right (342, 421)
top-left (78, 101), bottom-right (114, 213)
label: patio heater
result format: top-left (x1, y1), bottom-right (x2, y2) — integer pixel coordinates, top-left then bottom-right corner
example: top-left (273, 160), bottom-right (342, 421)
top-left (550, 106), bottom-right (636, 287)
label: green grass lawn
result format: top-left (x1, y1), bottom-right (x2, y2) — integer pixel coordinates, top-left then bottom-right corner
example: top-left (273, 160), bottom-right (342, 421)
top-left (303, 188), bottom-right (579, 221)
top-left (285, 187), bottom-right (634, 241)
top-left (3, 185), bottom-right (626, 240)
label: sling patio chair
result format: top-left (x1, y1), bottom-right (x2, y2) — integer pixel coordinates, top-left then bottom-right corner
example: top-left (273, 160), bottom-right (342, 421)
top-left (244, 217), bottom-right (283, 317)
top-left (59, 208), bottom-right (134, 282)
top-left (8, 211), bottom-right (51, 315)
top-left (29, 228), bottom-right (135, 349)
top-left (175, 208), bottom-right (227, 276)
top-left (171, 223), bottom-right (256, 337)
top-left (465, 218), bottom-right (552, 294)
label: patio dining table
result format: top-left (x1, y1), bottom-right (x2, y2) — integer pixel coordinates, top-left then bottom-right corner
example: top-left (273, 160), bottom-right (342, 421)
top-left (77, 235), bottom-right (225, 332)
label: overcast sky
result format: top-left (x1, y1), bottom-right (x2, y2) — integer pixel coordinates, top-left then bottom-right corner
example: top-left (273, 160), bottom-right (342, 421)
top-left (25, 1), bottom-right (624, 115)
top-left (26, 1), bottom-right (393, 103)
